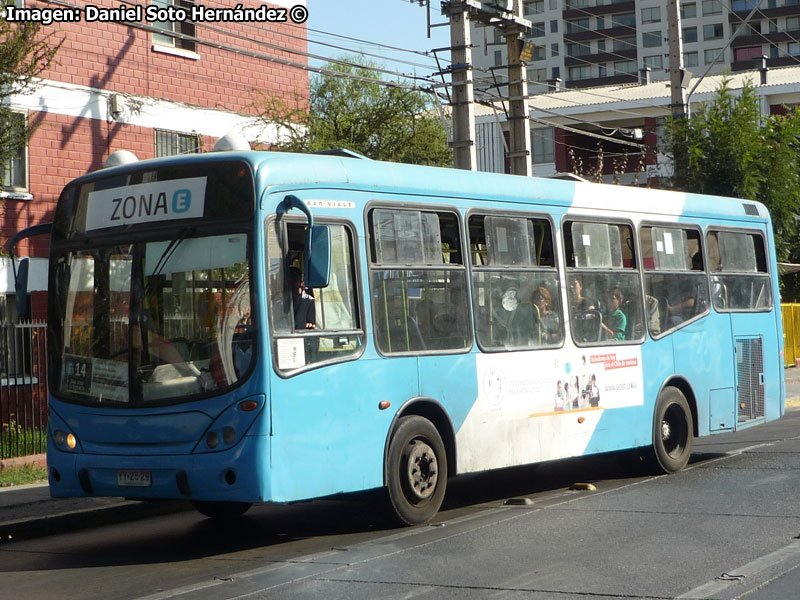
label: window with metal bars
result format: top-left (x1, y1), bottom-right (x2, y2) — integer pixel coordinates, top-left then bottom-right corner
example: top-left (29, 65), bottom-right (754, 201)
top-left (155, 129), bottom-right (201, 157)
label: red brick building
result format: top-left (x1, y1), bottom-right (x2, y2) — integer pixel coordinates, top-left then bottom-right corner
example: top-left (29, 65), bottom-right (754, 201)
top-left (2, 0), bottom-right (309, 320)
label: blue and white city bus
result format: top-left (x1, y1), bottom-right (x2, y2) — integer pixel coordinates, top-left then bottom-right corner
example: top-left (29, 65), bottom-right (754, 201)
top-left (10, 149), bottom-right (784, 525)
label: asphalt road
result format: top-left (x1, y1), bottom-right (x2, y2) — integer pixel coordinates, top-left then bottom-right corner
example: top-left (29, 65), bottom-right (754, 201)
top-left (3, 408), bottom-right (800, 600)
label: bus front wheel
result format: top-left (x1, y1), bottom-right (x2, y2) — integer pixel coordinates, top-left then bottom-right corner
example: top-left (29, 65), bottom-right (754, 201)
top-left (651, 386), bottom-right (693, 474)
top-left (386, 415), bottom-right (448, 526)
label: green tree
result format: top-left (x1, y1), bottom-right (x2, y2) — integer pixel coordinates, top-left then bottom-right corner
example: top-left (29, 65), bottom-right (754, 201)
top-left (0, 20), bottom-right (62, 185)
top-left (260, 57), bottom-right (452, 167)
top-left (666, 78), bottom-right (800, 262)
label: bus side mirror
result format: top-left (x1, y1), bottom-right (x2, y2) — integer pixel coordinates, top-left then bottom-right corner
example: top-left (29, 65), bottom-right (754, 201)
top-left (15, 258), bottom-right (30, 319)
top-left (304, 225), bottom-right (331, 289)
top-left (8, 222), bottom-right (52, 321)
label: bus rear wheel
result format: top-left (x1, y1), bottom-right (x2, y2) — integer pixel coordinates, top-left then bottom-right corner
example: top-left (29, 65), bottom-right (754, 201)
top-left (386, 415), bottom-right (448, 526)
top-left (192, 500), bottom-right (252, 520)
top-left (651, 386), bottom-right (693, 474)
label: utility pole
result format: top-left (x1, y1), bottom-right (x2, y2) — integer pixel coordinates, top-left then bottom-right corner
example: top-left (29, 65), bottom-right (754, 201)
top-left (441, 0), bottom-right (531, 173)
top-left (666, 0), bottom-right (686, 117)
top-left (504, 1), bottom-right (532, 177)
top-left (443, 0), bottom-right (479, 171)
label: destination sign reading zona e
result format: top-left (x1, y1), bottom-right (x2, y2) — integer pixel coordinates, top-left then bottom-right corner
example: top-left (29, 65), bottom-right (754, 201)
top-left (86, 177), bottom-right (207, 231)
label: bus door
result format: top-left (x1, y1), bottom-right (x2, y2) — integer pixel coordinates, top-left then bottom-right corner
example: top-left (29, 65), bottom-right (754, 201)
top-left (706, 229), bottom-right (777, 429)
top-left (265, 217), bottom-right (392, 501)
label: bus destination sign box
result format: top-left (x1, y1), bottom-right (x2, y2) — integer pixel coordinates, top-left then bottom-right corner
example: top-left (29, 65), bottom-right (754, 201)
top-left (85, 177), bottom-right (207, 230)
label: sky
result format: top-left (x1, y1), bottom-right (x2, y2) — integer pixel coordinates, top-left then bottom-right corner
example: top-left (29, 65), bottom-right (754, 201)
top-left (306, 0), bottom-right (451, 82)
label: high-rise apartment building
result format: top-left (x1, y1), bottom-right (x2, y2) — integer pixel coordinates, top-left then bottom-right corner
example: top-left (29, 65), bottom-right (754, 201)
top-left (471, 0), bottom-right (800, 94)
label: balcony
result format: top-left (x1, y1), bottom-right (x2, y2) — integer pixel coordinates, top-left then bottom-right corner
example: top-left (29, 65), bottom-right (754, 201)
top-left (728, 4), bottom-right (800, 23)
top-left (730, 29), bottom-right (800, 48)
top-left (564, 47), bottom-right (637, 66)
top-left (563, 1), bottom-right (635, 19)
top-left (731, 55), bottom-right (800, 71)
top-left (566, 73), bottom-right (638, 88)
top-left (564, 25), bottom-right (636, 42)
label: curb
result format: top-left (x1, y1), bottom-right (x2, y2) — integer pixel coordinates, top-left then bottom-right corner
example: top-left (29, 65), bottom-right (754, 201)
top-left (0, 453), bottom-right (47, 471)
top-left (0, 499), bottom-right (192, 543)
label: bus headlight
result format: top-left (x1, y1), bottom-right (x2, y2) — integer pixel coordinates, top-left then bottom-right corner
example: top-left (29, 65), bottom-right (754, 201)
top-left (53, 429), bottom-right (78, 450)
top-left (206, 431), bottom-right (219, 449)
top-left (223, 427), bottom-right (236, 445)
top-left (48, 408), bottom-right (82, 453)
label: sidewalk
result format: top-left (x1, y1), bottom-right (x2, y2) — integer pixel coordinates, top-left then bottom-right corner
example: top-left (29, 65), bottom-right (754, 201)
top-left (2, 370), bottom-right (800, 543)
top-left (0, 482), bottom-right (190, 542)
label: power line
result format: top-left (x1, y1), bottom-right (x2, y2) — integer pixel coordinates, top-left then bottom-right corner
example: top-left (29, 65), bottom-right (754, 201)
top-left (40, 0), bottom-right (443, 90)
top-left (38, 0), bottom-right (661, 156)
top-left (724, 4), bottom-right (800, 67)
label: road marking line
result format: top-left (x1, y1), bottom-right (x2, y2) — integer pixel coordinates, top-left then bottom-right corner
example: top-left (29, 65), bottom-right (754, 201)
top-left (676, 539), bottom-right (800, 599)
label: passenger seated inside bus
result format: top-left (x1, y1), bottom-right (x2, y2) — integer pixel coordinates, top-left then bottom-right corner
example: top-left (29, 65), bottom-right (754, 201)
top-left (290, 266), bottom-right (316, 330)
top-left (569, 277), bottom-right (602, 342)
top-left (601, 287), bottom-right (626, 341)
top-left (666, 279), bottom-right (698, 328)
top-left (532, 285), bottom-right (560, 344)
top-left (568, 277), bottom-right (594, 313)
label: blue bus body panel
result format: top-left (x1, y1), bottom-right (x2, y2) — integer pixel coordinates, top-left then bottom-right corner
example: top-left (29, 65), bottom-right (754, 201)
top-left (45, 151), bottom-right (786, 505)
top-left (268, 353), bottom-right (411, 501)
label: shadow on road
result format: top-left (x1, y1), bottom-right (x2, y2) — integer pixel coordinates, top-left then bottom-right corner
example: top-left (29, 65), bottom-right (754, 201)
top-left (1, 447), bottom-right (728, 573)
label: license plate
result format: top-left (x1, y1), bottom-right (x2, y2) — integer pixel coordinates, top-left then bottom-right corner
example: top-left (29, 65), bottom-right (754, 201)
top-left (117, 469), bottom-right (152, 487)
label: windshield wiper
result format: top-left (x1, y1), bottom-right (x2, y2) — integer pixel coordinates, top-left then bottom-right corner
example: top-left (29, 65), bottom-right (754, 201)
top-left (144, 227), bottom-right (194, 294)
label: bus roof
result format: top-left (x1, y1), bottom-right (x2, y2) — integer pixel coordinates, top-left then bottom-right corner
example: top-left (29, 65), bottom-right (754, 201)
top-left (78, 150), bottom-right (769, 224)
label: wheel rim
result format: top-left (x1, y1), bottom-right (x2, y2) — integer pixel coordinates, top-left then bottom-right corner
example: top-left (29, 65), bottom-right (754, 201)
top-left (405, 439), bottom-right (438, 501)
top-left (662, 403), bottom-right (688, 458)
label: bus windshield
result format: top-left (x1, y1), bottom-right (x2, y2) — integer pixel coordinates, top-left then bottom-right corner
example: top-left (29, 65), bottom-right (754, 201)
top-left (51, 232), bottom-right (254, 405)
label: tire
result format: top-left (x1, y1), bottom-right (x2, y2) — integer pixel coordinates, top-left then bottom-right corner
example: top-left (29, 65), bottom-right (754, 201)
top-left (651, 386), bottom-right (693, 474)
top-left (192, 500), bottom-right (252, 520)
top-left (386, 415), bottom-right (448, 526)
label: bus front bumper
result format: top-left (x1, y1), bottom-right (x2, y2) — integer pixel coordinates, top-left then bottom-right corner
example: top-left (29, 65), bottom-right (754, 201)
top-left (47, 434), bottom-right (271, 504)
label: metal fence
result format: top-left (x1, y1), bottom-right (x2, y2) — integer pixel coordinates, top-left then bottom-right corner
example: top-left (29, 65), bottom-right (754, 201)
top-left (0, 321), bottom-right (48, 460)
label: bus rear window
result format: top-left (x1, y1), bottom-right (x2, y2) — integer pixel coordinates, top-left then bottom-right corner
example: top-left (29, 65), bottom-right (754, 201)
top-left (707, 230), bottom-right (771, 311)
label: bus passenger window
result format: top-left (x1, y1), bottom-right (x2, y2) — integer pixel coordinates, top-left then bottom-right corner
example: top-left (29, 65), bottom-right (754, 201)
top-left (564, 221), bottom-right (643, 344)
top-left (707, 230), bottom-right (771, 311)
top-left (369, 207), bottom-right (471, 354)
top-left (266, 219), bottom-right (363, 373)
top-left (640, 225), bottom-right (709, 336)
top-left (469, 213), bottom-right (562, 351)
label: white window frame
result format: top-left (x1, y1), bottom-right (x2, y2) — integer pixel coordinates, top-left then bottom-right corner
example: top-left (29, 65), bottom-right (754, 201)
top-left (704, 48), bottom-right (723, 64)
top-left (568, 65), bottom-right (593, 81)
top-left (532, 127), bottom-right (555, 164)
top-left (702, 0), bottom-right (722, 16)
top-left (703, 23), bottom-right (724, 40)
top-left (641, 7), bottom-right (660, 24)
top-left (2, 111), bottom-right (29, 196)
top-left (613, 60), bottom-right (637, 75)
top-left (643, 31), bottom-right (662, 48)
top-left (643, 54), bottom-right (664, 69)
top-left (151, 0), bottom-right (199, 59)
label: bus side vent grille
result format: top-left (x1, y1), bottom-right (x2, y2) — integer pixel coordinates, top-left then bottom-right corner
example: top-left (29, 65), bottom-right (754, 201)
top-left (736, 337), bottom-right (765, 423)
top-left (742, 203), bottom-right (759, 216)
